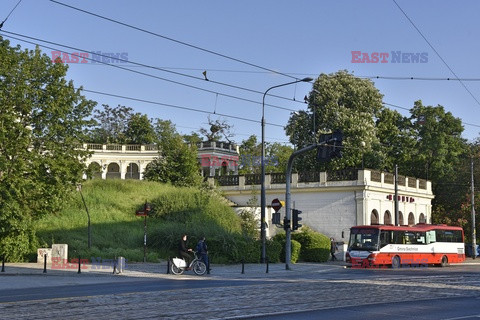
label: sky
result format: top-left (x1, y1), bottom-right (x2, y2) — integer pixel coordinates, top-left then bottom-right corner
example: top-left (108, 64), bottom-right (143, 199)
top-left (1, 0), bottom-right (480, 145)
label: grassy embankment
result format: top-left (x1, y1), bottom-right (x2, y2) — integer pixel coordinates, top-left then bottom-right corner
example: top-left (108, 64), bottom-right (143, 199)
top-left (36, 179), bottom-right (243, 263)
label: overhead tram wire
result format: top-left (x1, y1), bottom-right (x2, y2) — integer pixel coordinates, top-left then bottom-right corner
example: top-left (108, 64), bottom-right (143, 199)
top-left (49, 0), bottom-right (298, 81)
top-left (0, 31), bottom-right (301, 114)
top-left (361, 75), bottom-right (480, 82)
top-left (3, 33), bottom-right (479, 132)
top-left (0, 30), bottom-right (306, 108)
top-left (0, 0), bottom-right (22, 29)
top-left (383, 102), bottom-right (480, 129)
top-left (79, 87), bottom-right (284, 128)
top-left (393, 0), bottom-right (480, 109)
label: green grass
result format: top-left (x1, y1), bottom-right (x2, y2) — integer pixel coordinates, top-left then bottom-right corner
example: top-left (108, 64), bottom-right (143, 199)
top-left (36, 179), bottom-right (243, 262)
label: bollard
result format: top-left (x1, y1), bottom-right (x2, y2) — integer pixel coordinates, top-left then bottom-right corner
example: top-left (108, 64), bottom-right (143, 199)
top-left (77, 256), bottom-right (81, 274)
top-left (266, 257), bottom-right (269, 274)
top-left (207, 256), bottom-right (211, 275)
top-left (43, 254), bottom-right (47, 274)
top-left (1, 255), bottom-right (5, 272)
top-left (113, 256), bottom-right (117, 274)
top-left (167, 258), bottom-right (170, 274)
top-left (241, 258), bottom-right (245, 274)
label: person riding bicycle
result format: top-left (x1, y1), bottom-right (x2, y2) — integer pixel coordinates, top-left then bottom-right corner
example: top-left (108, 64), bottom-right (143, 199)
top-left (178, 234), bottom-right (193, 267)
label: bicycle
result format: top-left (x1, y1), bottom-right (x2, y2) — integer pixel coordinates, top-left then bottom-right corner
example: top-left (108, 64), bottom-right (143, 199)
top-left (171, 251), bottom-right (207, 276)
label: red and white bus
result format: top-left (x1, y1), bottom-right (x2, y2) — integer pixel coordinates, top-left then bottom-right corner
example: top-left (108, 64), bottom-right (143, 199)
top-left (346, 224), bottom-right (465, 268)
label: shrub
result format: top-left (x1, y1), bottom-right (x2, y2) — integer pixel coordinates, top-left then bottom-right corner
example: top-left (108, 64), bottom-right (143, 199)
top-left (273, 233), bottom-right (301, 263)
top-left (292, 227), bottom-right (330, 262)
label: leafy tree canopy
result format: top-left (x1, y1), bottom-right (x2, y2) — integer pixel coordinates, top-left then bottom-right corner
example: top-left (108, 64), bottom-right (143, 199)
top-left (0, 38), bottom-right (96, 260)
top-left (144, 119), bottom-right (202, 187)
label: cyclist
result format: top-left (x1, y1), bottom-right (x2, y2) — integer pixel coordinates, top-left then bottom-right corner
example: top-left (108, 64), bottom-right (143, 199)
top-left (178, 234), bottom-right (193, 268)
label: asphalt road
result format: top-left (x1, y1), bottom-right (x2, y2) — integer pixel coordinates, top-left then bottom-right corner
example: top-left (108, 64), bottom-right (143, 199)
top-left (0, 263), bottom-right (479, 319)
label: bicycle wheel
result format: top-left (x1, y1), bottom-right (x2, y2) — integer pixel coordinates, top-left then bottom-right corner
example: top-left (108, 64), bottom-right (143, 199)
top-left (170, 262), bottom-right (184, 275)
top-left (192, 260), bottom-right (207, 275)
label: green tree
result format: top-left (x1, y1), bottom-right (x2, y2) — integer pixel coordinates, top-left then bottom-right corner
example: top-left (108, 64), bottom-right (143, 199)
top-left (238, 135), bottom-right (261, 174)
top-left (286, 70), bottom-right (384, 172)
top-left (124, 113), bottom-right (156, 144)
top-left (237, 135), bottom-right (292, 174)
top-left (199, 116), bottom-right (233, 142)
top-left (88, 104), bottom-right (133, 144)
top-left (144, 119), bottom-right (202, 186)
top-left (0, 39), bottom-right (95, 260)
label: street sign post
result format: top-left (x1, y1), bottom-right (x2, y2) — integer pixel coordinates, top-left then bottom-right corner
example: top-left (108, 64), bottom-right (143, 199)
top-left (271, 198), bottom-right (283, 212)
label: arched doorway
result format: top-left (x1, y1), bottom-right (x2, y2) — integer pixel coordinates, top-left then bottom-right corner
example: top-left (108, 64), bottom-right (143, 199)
top-left (126, 163), bottom-right (140, 179)
top-left (371, 210), bottom-right (379, 225)
top-left (408, 212), bottom-right (415, 225)
top-left (384, 211), bottom-right (392, 225)
top-left (87, 162), bottom-right (102, 179)
top-left (106, 162), bottom-right (121, 179)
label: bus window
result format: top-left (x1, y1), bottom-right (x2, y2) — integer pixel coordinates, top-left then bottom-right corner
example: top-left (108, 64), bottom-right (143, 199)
top-left (380, 231), bottom-right (390, 247)
top-left (426, 230), bottom-right (436, 244)
top-left (436, 229), bottom-right (463, 242)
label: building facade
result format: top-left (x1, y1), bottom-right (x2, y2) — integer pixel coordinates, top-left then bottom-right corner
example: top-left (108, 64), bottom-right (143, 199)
top-left (211, 169), bottom-right (433, 243)
top-left (83, 144), bottom-right (434, 244)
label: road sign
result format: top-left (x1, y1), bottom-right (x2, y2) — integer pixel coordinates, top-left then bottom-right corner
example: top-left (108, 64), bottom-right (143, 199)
top-left (271, 198), bottom-right (283, 212)
top-left (136, 210), bottom-right (147, 216)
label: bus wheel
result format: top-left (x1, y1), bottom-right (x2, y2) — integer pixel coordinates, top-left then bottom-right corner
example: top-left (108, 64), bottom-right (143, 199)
top-left (392, 256), bottom-right (401, 269)
top-left (440, 255), bottom-right (448, 267)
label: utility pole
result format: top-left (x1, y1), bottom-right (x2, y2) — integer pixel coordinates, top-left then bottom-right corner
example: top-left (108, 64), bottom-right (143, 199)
top-left (394, 164), bottom-right (399, 226)
top-left (471, 157), bottom-right (477, 259)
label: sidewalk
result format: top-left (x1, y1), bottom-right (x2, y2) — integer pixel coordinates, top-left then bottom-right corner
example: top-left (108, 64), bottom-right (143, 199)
top-left (0, 259), bottom-right (346, 277)
top-left (0, 257), bottom-right (478, 289)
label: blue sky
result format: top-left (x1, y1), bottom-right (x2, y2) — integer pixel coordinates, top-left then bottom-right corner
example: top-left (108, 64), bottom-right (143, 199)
top-left (2, 0), bottom-right (480, 144)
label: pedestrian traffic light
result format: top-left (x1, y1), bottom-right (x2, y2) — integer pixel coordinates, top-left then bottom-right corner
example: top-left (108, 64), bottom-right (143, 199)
top-left (292, 209), bottom-right (302, 231)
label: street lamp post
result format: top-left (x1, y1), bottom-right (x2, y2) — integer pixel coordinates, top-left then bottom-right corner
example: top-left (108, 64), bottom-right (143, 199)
top-left (260, 77), bottom-right (313, 263)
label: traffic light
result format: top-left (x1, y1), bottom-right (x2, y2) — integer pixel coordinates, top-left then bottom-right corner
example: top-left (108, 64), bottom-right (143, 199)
top-left (272, 212), bottom-right (280, 225)
top-left (317, 130), bottom-right (343, 161)
top-left (292, 209), bottom-right (302, 231)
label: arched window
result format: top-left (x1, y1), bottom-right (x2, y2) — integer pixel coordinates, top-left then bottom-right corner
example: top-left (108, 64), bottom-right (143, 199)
top-left (419, 213), bottom-right (426, 223)
top-left (221, 161), bottom-right (228, 176)
top-left (384, 211), bottom-right (392, 225)
top-left (371, 210), bottom-right (379, 225)
top-left (399, 212), bottom-right (404, 225)
top-left (408, 212), bottom-right (415, 226)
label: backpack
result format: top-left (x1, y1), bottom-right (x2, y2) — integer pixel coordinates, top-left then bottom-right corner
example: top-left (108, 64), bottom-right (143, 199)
top-left (196, 241), bottom-right (203, 253)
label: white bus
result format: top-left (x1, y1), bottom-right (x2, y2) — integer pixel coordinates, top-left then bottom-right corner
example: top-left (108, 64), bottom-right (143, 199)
top-left (346, 224), bottom-right (465, 268)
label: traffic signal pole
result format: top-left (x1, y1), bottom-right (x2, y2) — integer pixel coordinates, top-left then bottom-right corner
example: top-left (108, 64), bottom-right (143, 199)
top-left (285, 143), bottom-right (319, 270)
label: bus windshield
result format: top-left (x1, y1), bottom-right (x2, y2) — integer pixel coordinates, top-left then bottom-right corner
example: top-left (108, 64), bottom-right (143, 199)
top-left (348, 228), bottom-right (379, 251)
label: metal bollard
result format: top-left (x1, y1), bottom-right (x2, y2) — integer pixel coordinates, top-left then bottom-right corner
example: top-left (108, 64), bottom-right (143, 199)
top-left (77, 256), bottom-right (81, 274)
top-left (113, 256), bottom-right (117, 274)
top-left (167, 258), bottom-right (170, 274)
top-left (266, 257), bottom-right (269, 273)
top-left (207, 256), bottom-right (211, 275)
top-left (43, 254), bottom-right (47, 273)
top-left (241, 258), bottom-right (245, 274)
top-left (1, 255), bottom-right (5, 272)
